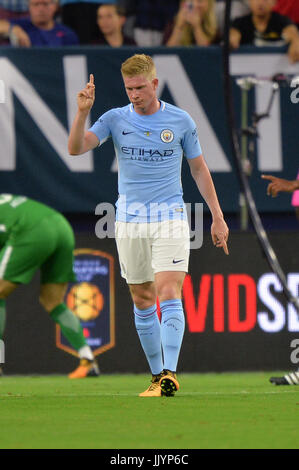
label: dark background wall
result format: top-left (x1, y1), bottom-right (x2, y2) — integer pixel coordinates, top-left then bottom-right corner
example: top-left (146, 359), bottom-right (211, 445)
top-left (4, 231), bottom-right (299, 374)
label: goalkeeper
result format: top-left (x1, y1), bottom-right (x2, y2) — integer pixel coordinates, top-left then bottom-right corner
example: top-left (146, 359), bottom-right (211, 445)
top-left (0, 193), bottom-right (99, 379)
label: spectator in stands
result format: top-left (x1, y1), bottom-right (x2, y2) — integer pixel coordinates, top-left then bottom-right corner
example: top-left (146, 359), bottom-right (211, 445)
top-left (230, 0), bottom-right (299, 63)
top-left (273, 0), bottom-right (299, 30)
top-left (133, 0), bottom-right (180, 46)
top-left (164, 0), bottom-right (219, 47)
top-left (0, 0), bottom-right (79, 46)
top-left (92, 3), bottom-right (136, 46)
top-left (0, 0), bottom-right (29, 20)
top-left (215, 0), bottom-right (250, 36)
top-left (117, 0), bottom-right (136, 40)
top-left (0, 0), bottom-right (29, 44)
top-left (60, 0), bottom-right (116, 44)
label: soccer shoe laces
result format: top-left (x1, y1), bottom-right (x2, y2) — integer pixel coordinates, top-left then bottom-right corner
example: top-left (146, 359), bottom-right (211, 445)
top-left (147, 373), bottom-right (164, 391)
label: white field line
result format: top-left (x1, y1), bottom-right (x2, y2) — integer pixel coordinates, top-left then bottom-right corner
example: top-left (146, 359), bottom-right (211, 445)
top-left (0, 390), bottom-right (298, 398)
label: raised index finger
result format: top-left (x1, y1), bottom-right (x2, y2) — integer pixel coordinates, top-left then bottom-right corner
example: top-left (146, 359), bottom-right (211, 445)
top-left (261, 174), bottom-right (275, 182)
top-left (89, 74), bottom-right (94, 85)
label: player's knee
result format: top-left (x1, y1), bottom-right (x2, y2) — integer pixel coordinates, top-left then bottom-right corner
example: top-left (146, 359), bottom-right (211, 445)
top-left (39, 294), bottom-right (48, 311)
top-left (39, 294), bottom-right (60, 313)
top-left (131, 290), bottom-right (156, 310)
top-left (0, 290), bottom-right (9, 299)
top-left (133, 296), bottom-right (155, 310)
top-left (0, 288), bottom-right (8, 299)
top-left (0, 281), bottom-right (16, 299)
top-left (129, 283), bottom-right (156, 310)
top-left (158, 284), bottom-right (182, 302)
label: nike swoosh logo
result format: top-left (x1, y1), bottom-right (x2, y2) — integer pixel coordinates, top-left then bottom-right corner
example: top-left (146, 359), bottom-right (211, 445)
top-left (122, 131), bottom-right (134, 135)
top-left (173, 259), bottom-right (184, 264)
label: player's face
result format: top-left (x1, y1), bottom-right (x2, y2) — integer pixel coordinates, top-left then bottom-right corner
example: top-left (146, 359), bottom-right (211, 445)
top-left (249, 0), bottom-right (275, 17)
top-left (122, 74), bottom-right (159, 115)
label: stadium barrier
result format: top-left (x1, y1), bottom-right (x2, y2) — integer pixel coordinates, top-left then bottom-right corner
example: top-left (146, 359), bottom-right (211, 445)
top-left (4, 231), bottom-right (299, 374)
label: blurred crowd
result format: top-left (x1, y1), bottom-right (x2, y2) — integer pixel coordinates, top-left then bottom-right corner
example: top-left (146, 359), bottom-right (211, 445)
top-left (0, 0), bottom-right (299, 61)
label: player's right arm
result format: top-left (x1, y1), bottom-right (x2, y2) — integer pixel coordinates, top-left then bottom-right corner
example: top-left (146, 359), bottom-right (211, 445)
top-left (68, 74), bottom-right (100, 155)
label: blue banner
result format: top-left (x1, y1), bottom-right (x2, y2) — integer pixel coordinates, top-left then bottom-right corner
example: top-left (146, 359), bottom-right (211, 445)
top-left (0, 46), bottom-right (298, 213)
top-left (57, 248), bottom-right (115, 357)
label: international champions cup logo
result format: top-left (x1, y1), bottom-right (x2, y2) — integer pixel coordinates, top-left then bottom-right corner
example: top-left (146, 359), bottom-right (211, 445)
top-left (56, 249), bottom-right (115, 357)
top-left (67, 282), bottom-right (104, 322)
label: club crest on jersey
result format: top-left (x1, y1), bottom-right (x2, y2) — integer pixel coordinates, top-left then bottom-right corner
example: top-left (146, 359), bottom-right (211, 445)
top-left (160, 129), bottom-right (174, 143)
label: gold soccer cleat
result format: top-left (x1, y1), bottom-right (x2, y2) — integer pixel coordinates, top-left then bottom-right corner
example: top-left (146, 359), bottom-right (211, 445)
top-left (68, 359), bottom-right (100, 379)
top-left (160, 370), bottom-right (180, 396)
top-left (139, 373), bottom-right (165, 397)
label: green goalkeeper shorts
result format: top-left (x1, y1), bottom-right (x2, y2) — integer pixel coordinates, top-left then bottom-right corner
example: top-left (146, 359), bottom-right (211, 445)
top-left (0, 212), bottom-right (76, 285)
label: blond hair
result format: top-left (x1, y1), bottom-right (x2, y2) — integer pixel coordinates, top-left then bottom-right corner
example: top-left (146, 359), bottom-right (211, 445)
top-left (121, 54), bottom-right (156, 81)
top-left (178, 0), bottom-right (217, 45)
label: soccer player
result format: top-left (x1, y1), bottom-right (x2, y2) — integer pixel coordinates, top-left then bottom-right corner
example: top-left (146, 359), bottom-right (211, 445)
top-left (68, 54), bottom-right (229, 397)
top-left (262, 174), bottom-right (299, 385)
top-left (0, 194), bottom-right (99, 378)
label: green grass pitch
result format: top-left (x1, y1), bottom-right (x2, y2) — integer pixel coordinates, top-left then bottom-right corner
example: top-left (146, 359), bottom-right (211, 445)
top-left (0, 372), bottom-right (298, 449)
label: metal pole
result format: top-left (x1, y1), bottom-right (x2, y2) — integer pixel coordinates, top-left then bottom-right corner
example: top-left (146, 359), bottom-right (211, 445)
top-left (240, 86), bottom-right (249, 231)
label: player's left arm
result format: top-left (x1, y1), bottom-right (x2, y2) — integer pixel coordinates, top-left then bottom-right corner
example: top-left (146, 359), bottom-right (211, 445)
top-left (188, 155), bottom-right (229, 255)
top-left (282, 24), bottom-right (299, 63)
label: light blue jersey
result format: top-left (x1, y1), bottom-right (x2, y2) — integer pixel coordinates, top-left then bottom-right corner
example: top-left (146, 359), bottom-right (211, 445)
top-left (89, 100), bottom-right (202, 222)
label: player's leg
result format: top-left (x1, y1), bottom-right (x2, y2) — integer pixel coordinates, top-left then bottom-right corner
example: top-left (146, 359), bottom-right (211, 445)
top-left (155, 271), bottom-right (185, 396)
top-left (156, 270), bottom-right (186, 372)
top-left (40, 213), bottom-right (98, 378)
top-left (0, 280), bottom-right (17, 337)
top-left (128, 281), bottom-right (165, 396)
top-left (0, 280), bottom-right (18, 375)
top-left (0, 280), bottom-right (17, 336)
top-left (39, 282), bottom-right (90, 354)
top-left (115, 221), bottom-right (164, 396)
top-left (152, 219), bottom-right (190, 396)
top-left (129, 282), bottom-right (163, 375)
top-left (0, 241), bottom-right (32, 375)
top-left (270, 372), bottom-right (299, 385)
top-left (39, 282), bottom-right (99, 378)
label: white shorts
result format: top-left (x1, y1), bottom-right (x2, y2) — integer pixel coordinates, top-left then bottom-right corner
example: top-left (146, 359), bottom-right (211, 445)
top-left (115, 220), bottom-right (190, 284)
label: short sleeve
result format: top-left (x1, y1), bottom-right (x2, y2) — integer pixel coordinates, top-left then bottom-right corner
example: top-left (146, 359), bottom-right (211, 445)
top-left (88, 110), bottom-right (113, 145)
top-left (181, 113), bottom-right (202, 159)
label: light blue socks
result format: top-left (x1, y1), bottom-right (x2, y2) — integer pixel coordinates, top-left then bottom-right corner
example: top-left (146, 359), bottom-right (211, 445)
top-left (134, 298), bottom-right (185, 374)
top-left (134, 304), bottom-right (163, 375)
top-left (160, 299), bottom-right (185, 372)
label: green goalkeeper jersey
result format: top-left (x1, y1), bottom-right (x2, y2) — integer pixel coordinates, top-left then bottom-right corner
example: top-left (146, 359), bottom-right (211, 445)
top-left (0, 193), bottom-right (76, 285)
top-left (0, 194), bottom-right (57, 248)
